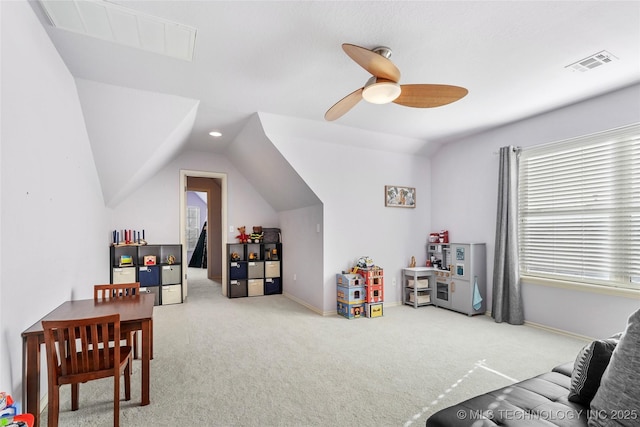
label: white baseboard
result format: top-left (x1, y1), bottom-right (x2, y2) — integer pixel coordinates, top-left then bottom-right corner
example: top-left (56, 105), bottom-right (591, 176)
top-left (481, 310), bottom-right (592, 342)
top-left (283, 294), bottom-right (593, 342)
top-left (524, 320), bottom-right (593, 342)
top-left (283, 294), bottom-right (401, 316)
top-left (283, 292), bottom-right (332, 316)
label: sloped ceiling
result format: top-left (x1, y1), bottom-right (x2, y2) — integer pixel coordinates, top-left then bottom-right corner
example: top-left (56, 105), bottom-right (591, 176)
top-left (75, 79), bottom-right (199, 207)
top-left (26, 1), bottom-right (640, 209)
top-left (226, 114), bottom-right (321, 212)
top-left (31, 1), bottom-right (640, 153)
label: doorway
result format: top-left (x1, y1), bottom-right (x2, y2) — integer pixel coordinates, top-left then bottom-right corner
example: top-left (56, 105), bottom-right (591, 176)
top-left (179, 170), bottom-right (228, 299)
top-left (186, 191), bottom-right (208, 268)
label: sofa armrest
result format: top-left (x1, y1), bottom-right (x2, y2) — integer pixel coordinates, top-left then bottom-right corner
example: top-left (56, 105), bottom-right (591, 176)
top-left (552, 361), bottom-right (574, 377)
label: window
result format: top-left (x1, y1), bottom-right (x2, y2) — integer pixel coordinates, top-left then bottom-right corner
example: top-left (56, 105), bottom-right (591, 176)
top-left (186, 206), bottom-right (200, 251)
top-left (518, 124), bottom-right (640, 290)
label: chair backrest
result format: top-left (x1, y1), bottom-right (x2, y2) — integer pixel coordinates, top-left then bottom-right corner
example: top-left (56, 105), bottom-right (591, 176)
top-left (42, 314), bottom-right (121, 380)
top-left (94, 283), bottom-right (140, 301)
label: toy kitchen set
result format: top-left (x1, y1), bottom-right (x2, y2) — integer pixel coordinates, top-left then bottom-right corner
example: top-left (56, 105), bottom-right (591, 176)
top-left (402, 231), bottom-right (486, 316)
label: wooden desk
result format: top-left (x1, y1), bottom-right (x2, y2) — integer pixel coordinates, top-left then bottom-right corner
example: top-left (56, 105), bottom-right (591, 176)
top-left (21, 294), bottom-right (154, 427)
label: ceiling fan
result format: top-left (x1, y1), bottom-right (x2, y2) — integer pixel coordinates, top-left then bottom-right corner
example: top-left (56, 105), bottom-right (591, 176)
top-left (324, 43), bottom-right (468, 121)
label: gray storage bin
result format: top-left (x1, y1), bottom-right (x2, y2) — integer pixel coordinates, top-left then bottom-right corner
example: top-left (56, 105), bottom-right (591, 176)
top-left (140, 286), bottom-right (160, 306)
top-left (228, 280), bottom-right (248, 298)
top-left (248, 261), bottom-right (264, 278)
top-left (162, 265), bottom-right (181, 285)
top-left (263, 228), bottom-right (281, 244)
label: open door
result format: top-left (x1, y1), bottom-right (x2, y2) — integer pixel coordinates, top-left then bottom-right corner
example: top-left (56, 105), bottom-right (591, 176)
top-left (180, 170), bottom-right (228, 299)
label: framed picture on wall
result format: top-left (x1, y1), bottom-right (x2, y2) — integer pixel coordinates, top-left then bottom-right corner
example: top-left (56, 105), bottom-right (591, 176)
top-left (385, 185), bottom-right (416, 208)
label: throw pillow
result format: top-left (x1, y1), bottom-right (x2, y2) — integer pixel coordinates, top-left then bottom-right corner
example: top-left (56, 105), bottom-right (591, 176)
top-left (568, 337), bottom-right (619, 404)
top-left (589, 308), bottom-right (640, 427)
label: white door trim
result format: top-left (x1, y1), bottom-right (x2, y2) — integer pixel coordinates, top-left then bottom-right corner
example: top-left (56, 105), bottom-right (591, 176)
top-left (180, 169), bottom-right (228, 297)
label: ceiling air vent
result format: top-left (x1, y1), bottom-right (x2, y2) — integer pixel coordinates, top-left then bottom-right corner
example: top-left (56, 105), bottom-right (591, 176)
top-left (565, 50), bottom-right (617, 72)
top-left (39, 0), bottom-right (197, 61)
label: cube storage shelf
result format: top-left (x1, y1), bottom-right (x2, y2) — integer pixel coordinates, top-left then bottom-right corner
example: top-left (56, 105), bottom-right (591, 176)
top-left (227, 242), bottom-right (282, 298)
top-left (110, 244), bottom-right (183, 306)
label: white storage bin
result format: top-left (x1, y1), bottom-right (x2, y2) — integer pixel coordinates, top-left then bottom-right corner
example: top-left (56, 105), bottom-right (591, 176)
top-left (112, 267), bottom-right (136, 284)
top-left (161, 284), bottom-right (182, 305)
top-left (248, 279), bottom-right (264, 296)
top-left (265, 261), bottom-right (280, 278)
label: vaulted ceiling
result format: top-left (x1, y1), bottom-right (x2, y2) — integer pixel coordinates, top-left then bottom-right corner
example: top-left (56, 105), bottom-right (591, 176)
top-left (27, 1), bottom-right (640, 207)
top-left (31, 1), bottom-right (640, 151)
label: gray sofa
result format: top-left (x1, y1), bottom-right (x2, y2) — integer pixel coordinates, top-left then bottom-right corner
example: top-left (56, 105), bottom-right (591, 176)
top-left (425, 361), bottom-right (589, 426)
top-left (426, 307), bottom-right (640, 427)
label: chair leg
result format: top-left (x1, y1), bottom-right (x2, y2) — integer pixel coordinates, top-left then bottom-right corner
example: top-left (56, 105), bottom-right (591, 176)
top-left (124, 360), bottom-right (131, 401)
top-left (114, 371), bottom-right (120, 427)
top-left (71, 383), bottom-right (79, 411)
top-left (133, 331), bottom-right (139, 360)
top-left (48, 385), bottom-right (60, 427)
top-left (126, 333), bottom-right (135, 374)
top-left (126, 333), bottom-right (137, 360)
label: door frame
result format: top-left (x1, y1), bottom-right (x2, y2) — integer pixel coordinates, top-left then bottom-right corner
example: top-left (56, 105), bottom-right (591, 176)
top-left (179, 170), bottom-right (228, 298)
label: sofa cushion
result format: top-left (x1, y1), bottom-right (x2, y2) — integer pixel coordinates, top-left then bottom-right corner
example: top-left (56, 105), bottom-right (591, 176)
top-left (568, 337), bottom-right (619, 404)
top-left (426, 369), bottom-right (588, 427)
top-left (588, 308), bottom-right (640, 427)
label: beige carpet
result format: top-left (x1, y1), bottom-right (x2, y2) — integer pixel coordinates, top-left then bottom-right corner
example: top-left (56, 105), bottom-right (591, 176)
top-left (41, 268), bottom-right (589, 426)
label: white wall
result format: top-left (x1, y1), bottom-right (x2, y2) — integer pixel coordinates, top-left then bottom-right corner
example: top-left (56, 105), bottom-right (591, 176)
top-left (227, 114), bottom-right (321, 211)
top-left (430, 84), bottom-right (640, 338)
top-left (109, 149), bottom-right (280, 259)
top-left (279, 204), bottom-right (324, 310)
top-left (1, 1), bottom-right (109, 397)
top-left (76, 79), bottom-right (200, 208)
top-left (265, 119), bottom-right (432, 313)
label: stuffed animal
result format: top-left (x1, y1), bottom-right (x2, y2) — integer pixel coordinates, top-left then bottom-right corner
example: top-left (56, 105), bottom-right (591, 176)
top-left (236, 226), bottom-right (249, 244)
top-left (250, 226), bottom-right (264, 243)
top-left (356, 256), bottom-right (374, 268)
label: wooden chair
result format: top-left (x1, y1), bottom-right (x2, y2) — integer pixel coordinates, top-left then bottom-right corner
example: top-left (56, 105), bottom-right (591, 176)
top-left (42, 314), bottom-right (132, 427)
top-left (94, 283), bottom-right (140, 359)
top-left (93, 283), bottom-right (140, 300)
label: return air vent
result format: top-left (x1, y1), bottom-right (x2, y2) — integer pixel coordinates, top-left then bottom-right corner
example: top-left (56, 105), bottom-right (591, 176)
top-left (39, 0), bottom-right (197, 61)
top-left (565, 50), bottom-right (617, 72)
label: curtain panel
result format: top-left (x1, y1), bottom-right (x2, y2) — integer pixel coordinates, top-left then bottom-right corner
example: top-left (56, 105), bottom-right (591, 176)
top-left (492, 146), bottom-right (524, 324)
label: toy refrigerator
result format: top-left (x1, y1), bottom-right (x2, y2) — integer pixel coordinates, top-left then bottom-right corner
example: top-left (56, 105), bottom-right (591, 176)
top-left (449, 243), bottom-right (486, 316)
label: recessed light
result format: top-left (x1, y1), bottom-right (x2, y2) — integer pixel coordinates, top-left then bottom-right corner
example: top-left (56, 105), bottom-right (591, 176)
top-left (208, 131), bottom-right (222, 137)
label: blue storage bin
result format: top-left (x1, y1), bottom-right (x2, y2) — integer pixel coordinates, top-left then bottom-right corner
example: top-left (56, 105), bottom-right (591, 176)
top-left (229, 262), bottom-right (248, 280)
top-left (265, 277), bottom-right (281, 295)
top-left (139, 265), bottom-right (160, 286)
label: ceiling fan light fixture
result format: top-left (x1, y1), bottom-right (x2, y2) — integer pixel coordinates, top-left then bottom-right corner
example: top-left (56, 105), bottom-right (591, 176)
top-left (362, 77), bottom-right (401, 104)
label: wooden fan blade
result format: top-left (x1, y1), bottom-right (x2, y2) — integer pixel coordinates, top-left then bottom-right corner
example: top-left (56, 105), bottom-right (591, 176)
top-left (342, 44), bottom-right (401, 82)
top-left (325, 87), bottom-right (363, 121)
top-left (393, 84), bottom-right (468, 108)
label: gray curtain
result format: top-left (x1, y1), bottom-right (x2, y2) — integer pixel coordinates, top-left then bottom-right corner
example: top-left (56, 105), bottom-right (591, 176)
top-left (492, 146), bottom-right (524, 324)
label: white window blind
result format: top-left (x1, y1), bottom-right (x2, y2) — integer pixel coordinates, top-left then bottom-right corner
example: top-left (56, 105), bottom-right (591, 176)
top-left (518, 123), bottom-right (640, 290)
